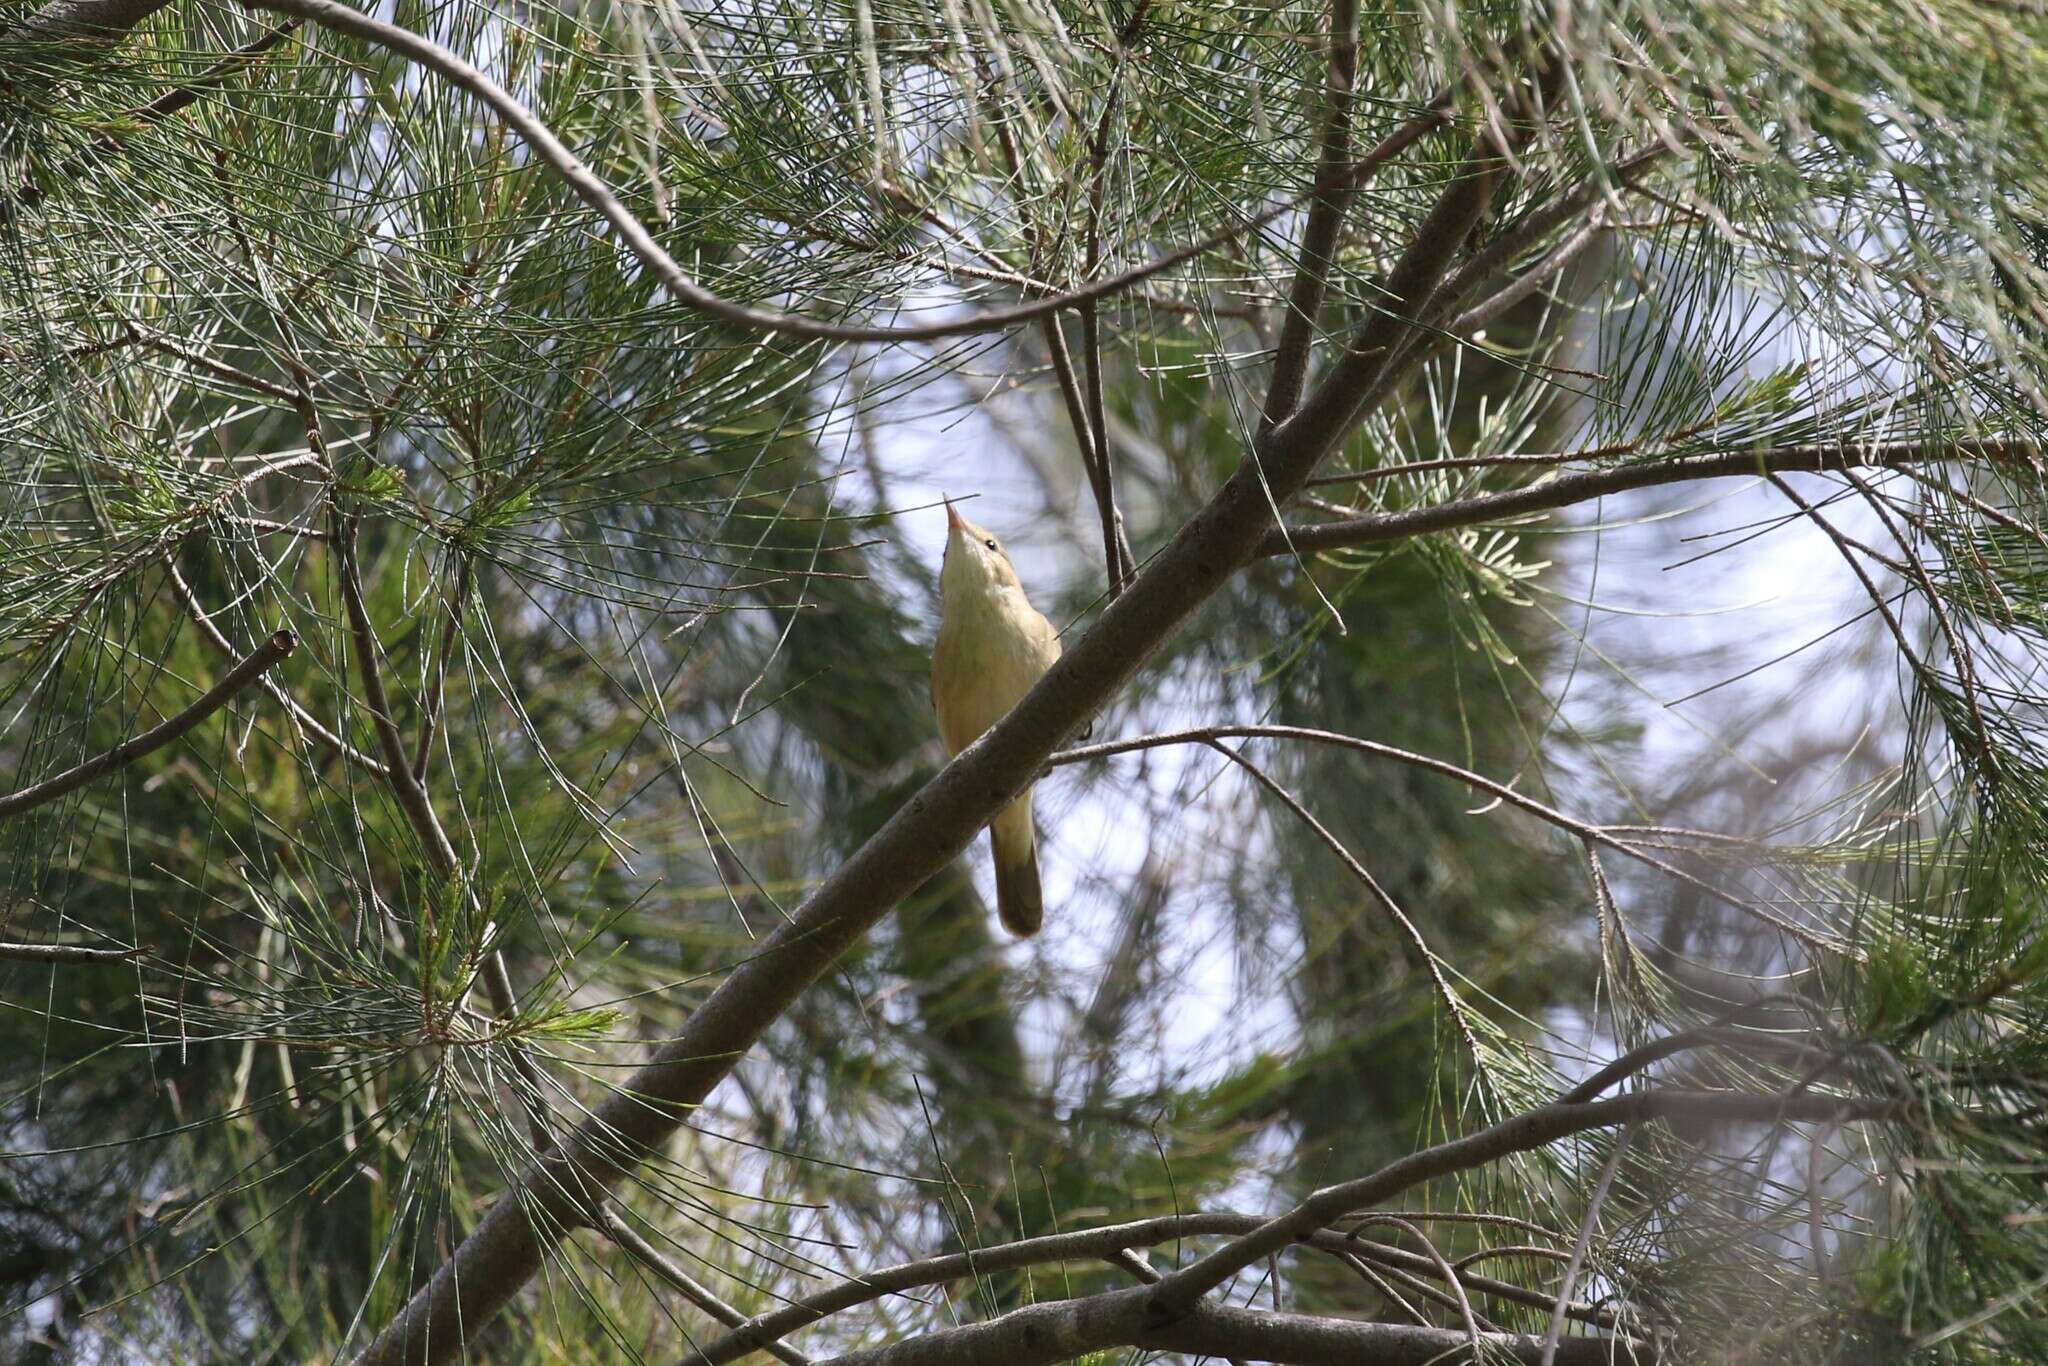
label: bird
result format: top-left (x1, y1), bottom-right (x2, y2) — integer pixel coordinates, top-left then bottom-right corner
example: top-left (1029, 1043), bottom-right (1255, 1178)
top-left (931, 497), bottom-right (1062, 936)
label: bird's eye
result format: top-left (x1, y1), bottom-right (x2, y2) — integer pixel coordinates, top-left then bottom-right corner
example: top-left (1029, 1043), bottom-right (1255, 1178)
top-left (984, 538), bottom-right (998, 551)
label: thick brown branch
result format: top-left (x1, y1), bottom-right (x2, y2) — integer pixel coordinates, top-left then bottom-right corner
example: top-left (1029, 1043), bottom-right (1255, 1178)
top-left (1136, 1302), bottom-right (1644, 1366)
top-left (808, 1291), bottom-right (1644, 1366)
top-left (2, 0), bottom-right (171, 54)
top-left (683, 1209), bottom-right (1606, 1366)
top-left (0, 629), bottom-right (294, 820)
top-left (359, 112), bottom-right (1508, 1366)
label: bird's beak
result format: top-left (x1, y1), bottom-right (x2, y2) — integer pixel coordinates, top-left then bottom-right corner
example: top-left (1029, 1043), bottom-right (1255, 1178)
top-left (944, 496), bottom-right (964, 533)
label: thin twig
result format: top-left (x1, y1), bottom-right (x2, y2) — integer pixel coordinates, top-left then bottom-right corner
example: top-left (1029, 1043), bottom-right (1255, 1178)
top-left (1260, 0), bottom-right (1363, 431)
top-left (1432, 144), bottom-right (1668, 308)
top-left (1074, 10), bottom-right (1145, 593)
top-left (1839, 469), bottom-right (2000, 779)
top-left (238, 0), bottom-right (1447, 346)
top-left (333, 512), bottom-right (450, 861)
top-left (1259, 439), bottom-right (2033, 557)
top-left (333, 511), bottom-right (554, 1145)
top-left (1337, 1250), bottom-right (1431, 1325)
top-left (0, 940), bottom-right (147, 963)
top-left (594, 1207), bottom-right (813, 1366)
top-left (1203, 738), bottom-right (1486, 1061)
top-left (1140, 1087), bottom-right (1895, 1319)
top-left (410, 552), bottom-right (472, 780)
top-left (0, 21), bottom-right (298, 219)
top-left (1102, 1249), bottom-right (1252, 1366)
top-left (1054, 724), bottom-right (1842, 951)
top-left (1350, 1216), bottom-right (1483, 1352)
top-left (1342, 1238), bottom-right (1610, 1328)
top-left (1538, 1124), bottom-right (1636, 1366)
top-left (1445, 208), bottom-right (1609, 340)
top-left (0, 630), bottom-right (295, 820)
top-left (161, 554), bottom-right (388, 776)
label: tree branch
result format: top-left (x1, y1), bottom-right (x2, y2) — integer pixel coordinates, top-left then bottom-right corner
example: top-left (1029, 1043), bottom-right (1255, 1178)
top-left (2, 0), bottom-right (171, 56)
top-left (1259, 0), bottom-right (1361, 431)
top-left (690, 1086), bottom-right (1886, 1366)
top-left (333, 510), bottom-right (553, 1145)
top-left (1141, 1088), bottom-right (1894, 1319)
top-left (0, 940), bottom-right (146, 963)
top-left (683, 1207), bottom-right (1612, 1366)
top-left (1259, 133), bottom-right (1503, 473)
top-left (409, 552), bottom-right (471, 780)
top-left (1538, 1124), bottom-right (1634, 1366)
top-left (2, 23), bottom-right (298, 223)
top-left (1445, 208), bottom-right (1608, 341)
top-left (1256, 439), bottom-right (2035, 557)
top-left (592, 1208), bottom-right (812, 1366)
top-left (162, 554), bottom-right (389, 776)
top-left (233, 0), bottom-right (1441, 347)
top-left (0, 629), bottom-right (295, 820)
top-left (1074, 18), bottom-right (1145, 595)
top-left (1135, 1301), bottom-right (1645, 1366)
top-left (806, 1290), bottom-right (1645, 1366)
top-left (358, 93), bottom-right (1511, 1366)
top-left (1049, 722), bottom-right (1840, 948)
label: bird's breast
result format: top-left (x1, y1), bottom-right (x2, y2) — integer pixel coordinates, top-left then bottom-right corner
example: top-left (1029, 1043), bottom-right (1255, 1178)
top-left (933, 588), bottom-right (1059, 756)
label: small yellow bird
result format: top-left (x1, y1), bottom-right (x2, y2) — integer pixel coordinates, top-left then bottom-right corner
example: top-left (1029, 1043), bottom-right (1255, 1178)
top-left (932, 498), bottom-right (1062, 936)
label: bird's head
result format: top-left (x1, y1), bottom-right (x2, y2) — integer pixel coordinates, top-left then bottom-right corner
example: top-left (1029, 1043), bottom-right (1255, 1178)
top-left (941, 497), bottom-right (1022, 597)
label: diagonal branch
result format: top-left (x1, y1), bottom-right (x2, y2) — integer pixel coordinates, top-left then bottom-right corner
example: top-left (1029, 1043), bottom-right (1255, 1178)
top-left (333, 510), bottom-right (553, 1144)
top-left (1259, 132), bottom-right (1504, 474)
top-left (1073, 13), bottom-right (1146, 595)
top-left (0, 629), bottom-right (295, 821)
top-left (1445, 207), bottom-right (1609, 340)
top-left (592, 1207), bottom-right (812, 1366)
top-left (1204, 738), bottom-right (1485, 1058)
top-left (1538, 1124), bottom-right (1635, 1366)
top-left (2, 0), bottom-right (171, 55)
top-left (161, 519), bottom-right (387, 780)
top-left (358, 87), bottom-right (1513, 1366)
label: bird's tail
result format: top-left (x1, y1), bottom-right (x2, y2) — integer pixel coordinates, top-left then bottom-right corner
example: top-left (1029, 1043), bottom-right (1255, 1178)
top-left (989, 796), bottom-right (1043, 937)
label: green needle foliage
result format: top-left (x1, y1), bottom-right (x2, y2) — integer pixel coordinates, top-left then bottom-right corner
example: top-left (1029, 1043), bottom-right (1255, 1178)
top-left (4, 0), bottom-right (2048, 1362)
